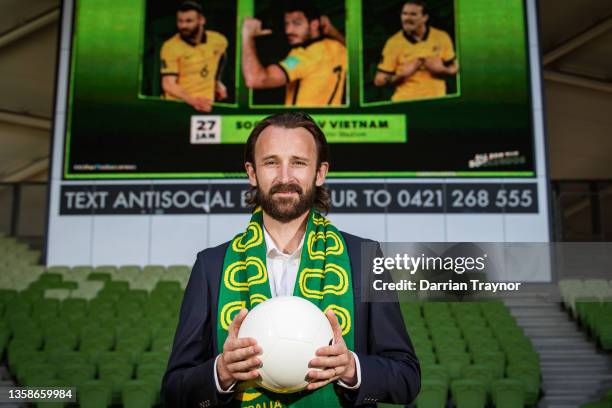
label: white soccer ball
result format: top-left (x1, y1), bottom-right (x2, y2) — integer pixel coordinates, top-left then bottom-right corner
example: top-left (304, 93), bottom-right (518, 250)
top-left (237, 296), bottom-right (333, 393)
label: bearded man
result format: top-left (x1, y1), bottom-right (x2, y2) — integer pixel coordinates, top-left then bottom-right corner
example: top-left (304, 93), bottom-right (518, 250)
top-left (162, 112), bottom-right (420, 407)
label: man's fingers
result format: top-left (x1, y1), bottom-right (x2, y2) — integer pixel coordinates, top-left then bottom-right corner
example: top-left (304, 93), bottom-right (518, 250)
top-left (228, 308), bottom-right (248, 338)
top-left (223, 337), bottom-right (256, 352)
top-left (308, 368), bottom-right (337, 381)
top-left (258, 28), bottom-right (273, 36)
top-left (325, 310), bottom-right (343, 341)
top-left (233, 370), bottom-right (261, 381)
top-left (224, 344), bottom-right (262, 364)
top-left (306, 380), bottom-right (332, 391)
top-left (315, 343), bottom-right (344, 357)
top-left (309, 355), bottom-right (347, 369)
top-left (227, 356), bottom-right (261, 373)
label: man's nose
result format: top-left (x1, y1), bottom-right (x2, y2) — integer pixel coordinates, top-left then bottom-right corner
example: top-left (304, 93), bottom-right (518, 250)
top-left (278, 163), bottom-right (293, 183)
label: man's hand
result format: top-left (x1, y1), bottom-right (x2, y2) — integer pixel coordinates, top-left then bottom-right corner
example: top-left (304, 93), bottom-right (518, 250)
top-left (396, 58), bottom-right (423, 81)
top-left (423, 56), bottom-right (456, 75)
top-left (186, 96), bottom-right (212, 112)
top-left (242, 17), bottom-right (272, 40)
top-left (306, 310), bottom-right (357, 391)
top-left (320, 16), bottom-right (345, 44)
top-left (216, 308), bottom-right (262, 390)
top-left (215, 81), bottom-right (227, 100)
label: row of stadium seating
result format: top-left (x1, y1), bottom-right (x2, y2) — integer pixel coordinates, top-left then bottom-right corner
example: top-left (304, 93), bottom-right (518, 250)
top-left (0, 235), bottom-right (41, 267)
top-left (0, 268), bottom-right (181, 407)
top-left (397, 301), bottom-right (541, 407)
top-left (559, 279), bottom-right (612, 350)
top-left (0, 232), bottom-right (194, 408)
top-left (1, 236), bottom-right (542, 407)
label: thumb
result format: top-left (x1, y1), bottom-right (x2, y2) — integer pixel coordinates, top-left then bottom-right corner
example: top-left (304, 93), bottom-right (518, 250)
top-left (228, 308), bottom-right (248, 338)
top-left (326, 309), bottom-right (344, 342)
top-left (258, 28), bottom-right (273, 36)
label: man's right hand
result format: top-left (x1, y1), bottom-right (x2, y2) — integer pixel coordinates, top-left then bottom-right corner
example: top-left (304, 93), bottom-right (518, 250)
top-left (395, 58), bottom-right (423, 82)
top-left (242, 17), bottom-right (272, 40)
top-left (186, 96), bottom-right (212, 112)
top-left (216, 308), bottom-right (262, 390)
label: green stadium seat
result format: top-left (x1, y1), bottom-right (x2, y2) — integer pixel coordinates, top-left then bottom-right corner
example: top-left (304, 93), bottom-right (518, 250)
top-left (506, 363), bottom-right (540, 405)
top-left (99, 361), bottom-right (135, 403)
top-left (421, 364), bottom-right (449, 386)
top-left (88, 272), bottom-right (112, 283)
top-left (94, 265), bottom-right (117, 275)
top-left (122, 379), bottom-right (157, 408)
top-left (47, 266), bottom-right (70, 275)
top-left (57, 362), bottom-right (96, 387)
top-left (492, 378), bottom-right (525, 408)
top-left (461, 364), bottom-right (495, 393)
top-left (78, 380), bottom-right (112, 408)
top-left (451, 379), bottom-right (487, 408)
top-left (437, 351), bottom-right (470, 380)
top-left (414, 379), bottom-right (447, 408)
top-left (16, 361), bottom-right (54, 385)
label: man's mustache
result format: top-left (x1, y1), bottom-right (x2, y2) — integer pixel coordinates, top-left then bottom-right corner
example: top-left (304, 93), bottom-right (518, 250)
top-left (270, 183), bottom-right (303, 195)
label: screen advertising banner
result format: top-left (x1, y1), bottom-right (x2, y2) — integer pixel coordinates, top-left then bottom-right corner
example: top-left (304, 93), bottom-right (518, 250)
top-left (63, 0), bottom-right (535, 179)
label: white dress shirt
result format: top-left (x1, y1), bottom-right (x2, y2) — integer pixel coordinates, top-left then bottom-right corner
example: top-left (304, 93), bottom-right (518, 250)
top-left (214, 227), bottom-right (361, 392)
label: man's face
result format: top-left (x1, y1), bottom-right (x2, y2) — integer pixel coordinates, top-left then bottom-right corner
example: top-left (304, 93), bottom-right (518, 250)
top-left (284, 11), bottom-right (315, 45)
top-left (177, 10), bottom-right (204, 40)
top-left (401, 3), bottom-right (428, 33)
top-left (246, 126), bottom-right (328, 222)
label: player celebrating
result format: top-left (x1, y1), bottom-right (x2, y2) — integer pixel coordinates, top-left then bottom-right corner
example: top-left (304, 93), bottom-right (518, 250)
top-left (160, 1), bottom-right (228, 112)
top-left (374, 0), bottom-right (458, 102)
top-left (241, 0), bottom-right (347, 107)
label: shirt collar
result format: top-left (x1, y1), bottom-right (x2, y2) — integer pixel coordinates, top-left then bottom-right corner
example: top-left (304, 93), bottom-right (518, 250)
top-left (263, 226), bottom-right (305, 259)
top-left (180, 29), bottom-right (207, 47)
top-left (403, 25), bottom-right (430, 44)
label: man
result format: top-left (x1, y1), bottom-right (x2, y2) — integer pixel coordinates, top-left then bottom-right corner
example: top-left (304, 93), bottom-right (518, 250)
top-left (241, 1), bottom-right (347, 107)
top-left (374, 0), bottom-right (458, 102)
top-left (162, 112), bottom-right (420, 407)
top-left (160, 1), bottom-right (228, 112)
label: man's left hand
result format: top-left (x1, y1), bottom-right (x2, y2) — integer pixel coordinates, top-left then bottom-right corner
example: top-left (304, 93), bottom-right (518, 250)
top-left (423, 56), bottom-right (448, 75)
top-left (306, 309), bottom-right (357, 391)
top-left (215, 81), bottom-right (227, 100)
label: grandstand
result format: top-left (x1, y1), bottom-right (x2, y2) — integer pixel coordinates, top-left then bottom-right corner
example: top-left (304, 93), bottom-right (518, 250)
top-left (2, 230), bottom-right (612, 407)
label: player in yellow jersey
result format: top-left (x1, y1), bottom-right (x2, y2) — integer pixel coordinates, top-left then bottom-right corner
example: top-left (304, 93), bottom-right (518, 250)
top-left (374, 0), bottom-right (458, 102)
top-left (160, 1), bottom-right (229, 112)
top-left (241, 1), bottom-right (347, 107)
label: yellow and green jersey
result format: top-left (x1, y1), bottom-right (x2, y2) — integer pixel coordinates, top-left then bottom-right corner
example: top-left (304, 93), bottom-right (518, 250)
top-left (278, 37), bottom-right (347, 107)
top-left (160, 30), bottom-right (228, 100)
top-left (378, 26), bottom-right (456, 101)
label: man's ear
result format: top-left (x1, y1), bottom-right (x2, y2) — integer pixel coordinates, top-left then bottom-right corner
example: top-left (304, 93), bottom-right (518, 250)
top-left (245, 162), bottom-right (258, 187)
top-left (423, 14), bottom-right (429, 25)
top-left (200, 14), bottom-right (206, 26)
top-left (315, 162), bottom-right (329, 187)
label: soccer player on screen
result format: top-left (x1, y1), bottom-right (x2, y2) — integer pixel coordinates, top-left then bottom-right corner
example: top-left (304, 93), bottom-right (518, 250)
top-left (241, 0), bottom-right (347, 107)
top-left (160, 1), bottom-right (228, 112)
top-left (374, 0), bottom-right (458, 102)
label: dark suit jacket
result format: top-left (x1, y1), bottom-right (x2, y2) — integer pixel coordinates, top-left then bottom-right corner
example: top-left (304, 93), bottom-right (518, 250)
top-left (162, 231), bottom-right (421, 407)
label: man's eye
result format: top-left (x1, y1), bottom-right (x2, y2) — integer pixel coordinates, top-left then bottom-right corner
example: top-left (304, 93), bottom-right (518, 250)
top-left (264, 160), bottom-right (276, 166)
top-left (293, 161), bottom-right (306, 166)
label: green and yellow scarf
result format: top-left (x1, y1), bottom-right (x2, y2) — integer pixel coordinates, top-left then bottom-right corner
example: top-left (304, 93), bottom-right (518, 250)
top-left (216, 208), bottom-right (354, 408)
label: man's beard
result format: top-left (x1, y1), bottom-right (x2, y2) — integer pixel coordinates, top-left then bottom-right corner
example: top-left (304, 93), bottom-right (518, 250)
top-left (287, 32), bottom-right (311, 46)
top-left (179, 27), bottom-right (199, 41)
top-left (257, 180), bottom-right (316, 222)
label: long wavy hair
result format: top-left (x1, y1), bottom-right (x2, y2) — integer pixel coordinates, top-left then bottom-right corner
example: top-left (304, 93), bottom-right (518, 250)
top-left (244, 112), bottom-right (331, 214)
